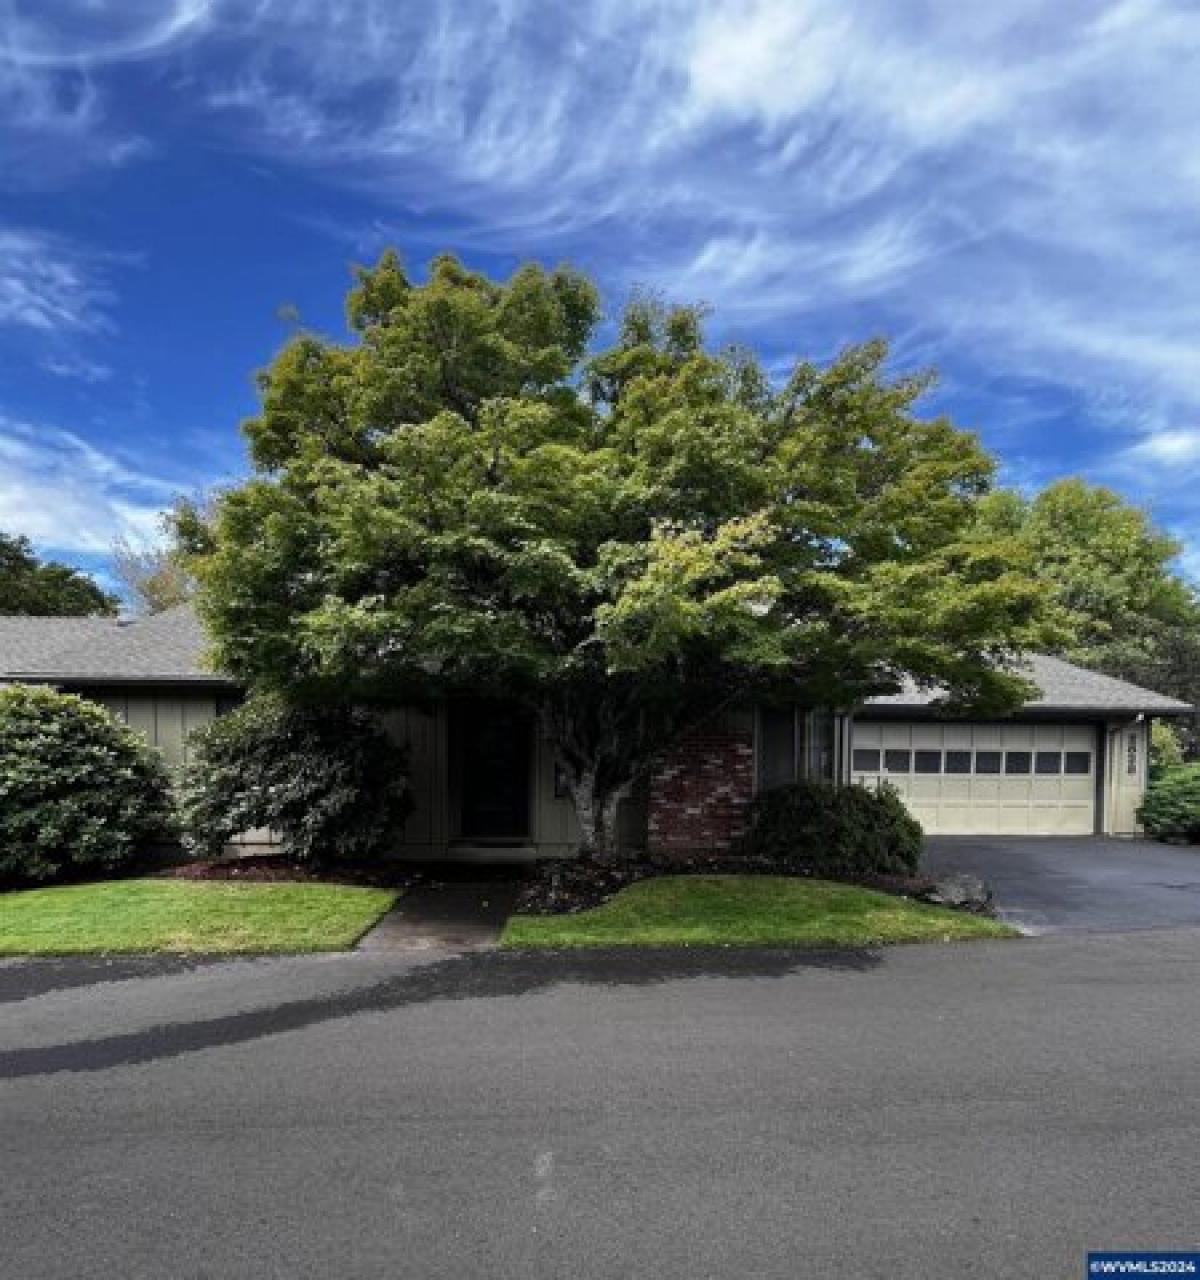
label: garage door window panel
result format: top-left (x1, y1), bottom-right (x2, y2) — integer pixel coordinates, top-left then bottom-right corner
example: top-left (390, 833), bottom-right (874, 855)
top-left (945, 751), bottom-right (972, 774)
top-left (975, 751), bottom-right (1002, 774)
top-left (852, 748), bottom-right (881, 773)
top-left (884, 749), bottom-right (911, 773)
top-left (1065, 752), bottom-right (1092, 775)
top-left (1005, 752), bottom-right (1032, 775)
top-left (914, 750), bottom-right (942, 774)
top-left (1035, 752), bottom-right (1063, 775)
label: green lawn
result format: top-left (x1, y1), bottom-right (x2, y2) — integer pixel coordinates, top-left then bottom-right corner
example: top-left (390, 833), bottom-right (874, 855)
top-left (502, 875), bottom-right (1016, 948)
top-left (0, 880), bottom-right (399, 955)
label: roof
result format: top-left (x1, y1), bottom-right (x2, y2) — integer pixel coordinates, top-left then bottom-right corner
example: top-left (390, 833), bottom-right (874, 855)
top-left (0, 606), bottom-right (1192, 713)
top-left (865, 653), bottom-right (1192, 716)
top-left (0, 605), bottom-right (236, 687)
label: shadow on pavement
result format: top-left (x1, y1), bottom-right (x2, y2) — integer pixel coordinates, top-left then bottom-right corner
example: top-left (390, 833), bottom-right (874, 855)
top-left (0, 944), bottom-right (881, 1080)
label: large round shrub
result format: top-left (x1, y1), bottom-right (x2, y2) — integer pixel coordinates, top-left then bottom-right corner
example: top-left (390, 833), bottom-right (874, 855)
top-left (0, 685), bottom-right (175, 885)
top-left (739, 778), bottom-right (923, 878)
top-left (1139, 764), bottom-right (1200, 842)
top-left (180, 695), bottom-right (412, 864)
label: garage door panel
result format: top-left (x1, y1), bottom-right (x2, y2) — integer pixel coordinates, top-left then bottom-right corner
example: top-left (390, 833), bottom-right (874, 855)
top-left (851, 720), bottom-right (1095, 836)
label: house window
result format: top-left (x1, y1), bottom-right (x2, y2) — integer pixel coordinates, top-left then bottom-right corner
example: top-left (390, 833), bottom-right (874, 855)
top-left (1064, 751), bottom-right (1092, 775)
top-left (1127, 734), bottom-right (1139, 777)
top-left (810, 709), bottom-right (837, 781)
top-left (758, 707), bottom-right (797, 791)
top-left (914, 750), bottom-right (942, 774)
top-left (884, 749), bottom-right (911, 773)
top-left (974, 751), bottom-right (1002, 774)
top-left (1005, 751), bottom-right (1032, 775)
top-left (1035, 751), bottom-right (1063, 775)
top-left (852, 748), bottom-right (881, 773)
top-left (945, 750), bottom-right (972, 774)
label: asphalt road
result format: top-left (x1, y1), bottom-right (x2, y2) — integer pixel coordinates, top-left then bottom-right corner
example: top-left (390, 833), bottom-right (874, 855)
top-left (925, 835), bottom-right (1200, 932)
top-left (4, 932), bottom-right (1200, 1280)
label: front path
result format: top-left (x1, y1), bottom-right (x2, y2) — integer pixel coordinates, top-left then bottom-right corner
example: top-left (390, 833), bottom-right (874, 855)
top-left (4, 929), bottom-right (1200, 1279)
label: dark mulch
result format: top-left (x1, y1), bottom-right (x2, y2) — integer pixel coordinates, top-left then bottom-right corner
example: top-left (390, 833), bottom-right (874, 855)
top-left (162, 855), bottom-right (428, 891)
top-left (514, 852), bottom-right (944, 917)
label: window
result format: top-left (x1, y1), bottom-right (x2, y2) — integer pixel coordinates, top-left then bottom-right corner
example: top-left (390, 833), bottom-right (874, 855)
top-left (1005, 751), bottom-right (1032, 775)
top-left (1035, 751), bottom-right (1063, 775)
top-left (975, 751), bottom-right (1002, 774)
top-left (884, 749), bottom-right (911, 773)
top-left (1127, 733), bottom-right (1139, 778)
top-left (811, 709), bottom-right (837, 781)
top-left (1065, 751), bottom-right (1092, 775)
top-left (758, 707), bottom-right (796, 791)
top-left (945, 750), bottom-right (972, 774)
top-left (914, 750), bottom-right (942, 774)
top-left (852, 748), bottom-right (881, 773)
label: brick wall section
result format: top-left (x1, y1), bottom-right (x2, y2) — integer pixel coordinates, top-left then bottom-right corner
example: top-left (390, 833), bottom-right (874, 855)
top-left (647, 714), bottom-right (755, 854)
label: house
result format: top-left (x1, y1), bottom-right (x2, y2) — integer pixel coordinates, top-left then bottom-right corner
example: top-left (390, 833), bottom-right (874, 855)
top-left (0, 605), bottom-right (1190, 852)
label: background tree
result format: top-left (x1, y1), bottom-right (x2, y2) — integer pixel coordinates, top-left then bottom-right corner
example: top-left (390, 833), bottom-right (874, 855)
top-left (184, 251), bottom-right (1049, 856)
top-left (110, 494), bottom-right (216, 614)
top-left (977, 479), bottom-right (1200, 753)
top-left (0, 531), bottom-right (117, 616)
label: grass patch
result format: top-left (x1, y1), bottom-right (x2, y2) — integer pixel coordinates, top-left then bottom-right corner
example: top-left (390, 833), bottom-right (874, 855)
top-left (0, 880), bottom-right (398, 956)
top-left (501, 875), bottom-right (1016, 948)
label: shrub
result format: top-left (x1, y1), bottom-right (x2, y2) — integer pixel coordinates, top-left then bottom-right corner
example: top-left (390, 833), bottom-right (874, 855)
top-left (1138, 764), bottom-right (1200, 842)
top-left (1150, 720), bottom-right (1186, 780)
top-left (739, 778), bottom-right (923, 878)
top-left (180, 696), bottom-right (412, 864)
top-left (0, 685), bottom-right (175, 885)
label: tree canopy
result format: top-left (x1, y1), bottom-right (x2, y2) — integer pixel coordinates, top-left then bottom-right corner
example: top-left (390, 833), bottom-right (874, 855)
top-left (977, 478), bottom-right (1200, 750)
top-left (0, 532), bottom-right (117, 617)
top-left (185, 250), bottom-right (1049, 853)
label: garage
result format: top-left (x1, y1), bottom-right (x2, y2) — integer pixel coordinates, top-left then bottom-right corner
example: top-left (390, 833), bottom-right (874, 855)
top-left (851, 654), bottom-right (1191, 837)
top-left (850, 720), bottom-right (1098, 835)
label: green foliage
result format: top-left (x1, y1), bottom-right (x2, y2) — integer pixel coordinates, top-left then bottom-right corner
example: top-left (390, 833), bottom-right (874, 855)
top-left (1138, 764), bottom-right (1200, 842)
top-left (1151, 719), bottom-right (1186, 778)
top-left (180, 696), bottom-right (413, 864)
top-left (188, 250), bottom-right (1050, 854)
top-left (977, 479), bottom-right (1200, 752)
top-left (0, 531), bottom-right (117, 616)
top-left (739, 779), bottom-right (923, 878)
top-left (0, 686), bottom-right (175, 885)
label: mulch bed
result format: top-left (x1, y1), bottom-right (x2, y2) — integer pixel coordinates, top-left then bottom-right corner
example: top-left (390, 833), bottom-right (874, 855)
top-left (162, 855), bottom-right (428, 891)
top-left (513, 851), bottom-right (945, 916)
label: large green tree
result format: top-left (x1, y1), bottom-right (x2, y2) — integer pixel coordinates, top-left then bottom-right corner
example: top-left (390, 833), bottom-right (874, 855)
top-left (977, 479), bottom-right (1200, 750)
top-left (185, 251), bottom-right (1048, 855)
top-left (0, 532), bottom-right (117, 616)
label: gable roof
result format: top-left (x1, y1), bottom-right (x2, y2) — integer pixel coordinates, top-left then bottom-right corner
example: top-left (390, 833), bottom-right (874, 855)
top-left (865, 652), bottom-right (1192, 716)
top-left (0, 605), bottom-right (235, 688)
top-left (1, 605), bottom-right (1191, 712)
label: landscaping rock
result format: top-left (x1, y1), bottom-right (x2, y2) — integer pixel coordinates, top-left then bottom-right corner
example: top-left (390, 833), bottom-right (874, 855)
top-left (919, 873), bottom-right (993, 913)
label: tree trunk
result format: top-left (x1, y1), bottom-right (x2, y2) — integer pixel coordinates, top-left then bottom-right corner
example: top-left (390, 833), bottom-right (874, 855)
top-left (567, 768), bottom-right (632, 861)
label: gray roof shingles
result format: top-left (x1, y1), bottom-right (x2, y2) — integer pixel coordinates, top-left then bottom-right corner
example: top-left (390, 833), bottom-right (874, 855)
top-left (0, 605), bottom-right (235, 686)
top-left (865, 652), bottom-right (1192, 715)
top-left (0, 605), bottom-right (1191, 711)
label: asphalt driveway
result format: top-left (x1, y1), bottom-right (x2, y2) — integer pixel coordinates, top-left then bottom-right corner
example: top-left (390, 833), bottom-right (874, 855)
top-left (924, 835), bottom-right (1200, 933)
top-left (4, 933), bottom-right (1200, 1279)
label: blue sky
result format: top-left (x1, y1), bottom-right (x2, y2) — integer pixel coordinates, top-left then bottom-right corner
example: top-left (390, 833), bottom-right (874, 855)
top-left (3, 1), bottom-right (1199, 591)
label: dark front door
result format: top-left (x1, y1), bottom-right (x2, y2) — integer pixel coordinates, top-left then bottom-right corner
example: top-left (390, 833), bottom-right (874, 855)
top-left (453, 702), bottom-right (532, 840)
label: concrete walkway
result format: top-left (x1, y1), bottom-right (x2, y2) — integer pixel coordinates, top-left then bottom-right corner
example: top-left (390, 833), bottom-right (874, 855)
top-left (358, 879), bottom-right (521, 952)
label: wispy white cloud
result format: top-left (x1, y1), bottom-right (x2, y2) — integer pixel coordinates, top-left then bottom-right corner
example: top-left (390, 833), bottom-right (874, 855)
top-left (0, 227), bottom-right (119, 335)
top-left (0, 414), bottom-right (181, 554)
top-left (5, 0), bottom-right (1200, 562)
top-left (39, 352), bottom-right (113, 384)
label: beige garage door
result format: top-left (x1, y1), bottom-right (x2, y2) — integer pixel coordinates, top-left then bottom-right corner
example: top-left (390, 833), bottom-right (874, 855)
top-left (851, 721), bottom-right (1097, 835)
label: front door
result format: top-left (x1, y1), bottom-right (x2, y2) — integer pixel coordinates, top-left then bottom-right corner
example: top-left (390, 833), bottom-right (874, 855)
top-left (452, 702), bottom-right (533, 840)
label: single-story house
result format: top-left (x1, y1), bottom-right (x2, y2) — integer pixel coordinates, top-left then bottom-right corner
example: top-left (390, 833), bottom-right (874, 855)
top-left (0, 605), bottom-right (1190, 853)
